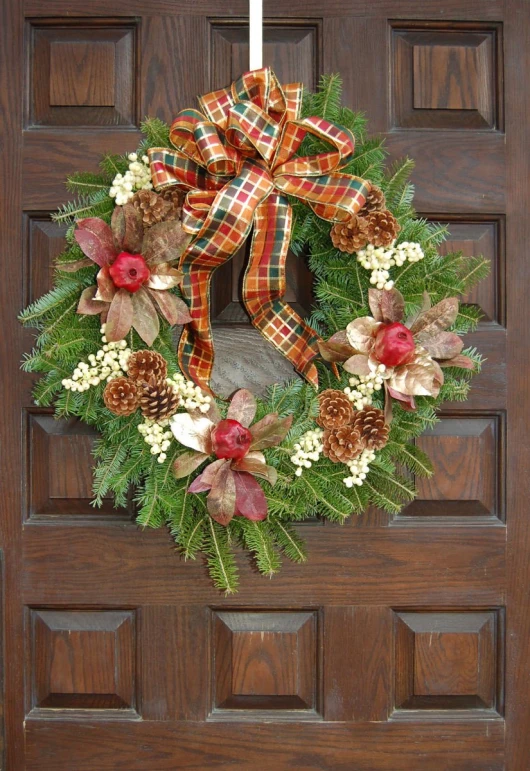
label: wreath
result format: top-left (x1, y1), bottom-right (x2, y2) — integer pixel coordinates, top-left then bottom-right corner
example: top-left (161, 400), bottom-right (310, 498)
top-left (20, 70), bottom-right (488, 593)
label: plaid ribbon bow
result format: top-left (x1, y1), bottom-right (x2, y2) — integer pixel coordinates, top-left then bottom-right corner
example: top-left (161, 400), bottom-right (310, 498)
top-left (148, 67), bottom-right (371, 393)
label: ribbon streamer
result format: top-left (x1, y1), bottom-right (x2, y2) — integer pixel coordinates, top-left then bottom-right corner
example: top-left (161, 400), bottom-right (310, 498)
top-left (148, 67), bottom-right (370, 393)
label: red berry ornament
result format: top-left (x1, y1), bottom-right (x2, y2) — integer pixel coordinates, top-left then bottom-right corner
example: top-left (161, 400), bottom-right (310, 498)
top-left (373, 322), bottom-right (416, 367)
top-left (109, 252), bottom-right (150, 293)
top-left (212, 419), bottom-right (252, 460)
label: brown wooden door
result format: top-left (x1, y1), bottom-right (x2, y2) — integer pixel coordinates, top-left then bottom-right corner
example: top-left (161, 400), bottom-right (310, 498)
top-left (1, 0), bottom-right (529, 768)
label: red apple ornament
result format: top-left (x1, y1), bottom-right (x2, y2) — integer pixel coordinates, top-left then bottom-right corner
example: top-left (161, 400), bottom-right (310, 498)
top-left (373, 322), bottom-right (416, 367)
top-left (109, 252), bottom-right (150, 293)
top-left (211, 419), bottom-right (252, 460)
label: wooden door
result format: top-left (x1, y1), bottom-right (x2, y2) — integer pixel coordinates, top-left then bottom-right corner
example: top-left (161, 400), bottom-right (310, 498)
top-left (1, 1), bottom-right (528, 768)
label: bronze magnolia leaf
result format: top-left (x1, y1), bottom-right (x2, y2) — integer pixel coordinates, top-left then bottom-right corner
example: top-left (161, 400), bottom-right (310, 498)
top-left (438, 354), bottom-right (475, 370)
top-left (188, 458), bottom-right (227, 492)
top-left (77, 285), bottom-right (108, 316)
top-left (146, 263), bottom-right (184, 291)
top-left (233, 471), bottom-right (268, 521)
top-left (418, 331), bottom-right (464, 360)
top-left (249, 414), bottom-right (293, 451)
top-left (207, 463), bottom-right (237, 525)
top-left (409, 297), bottom-right (459, 338)
top-left (74, 218), bottom-right (116, 267)
top-left (57, 257), bottom-right (93, 273)
top-left (405, 291), bottom-right (431, 329)
top-left (111, 204), bottom-right (144, 254)
top-left (369, 288), bottom-right (405, 324)
top-left (147, 289), bottom-right (191, 326)
top-left (389, 355), bottom-right (442, 397)
top-left (318, 339), bottom-right (355, 363)
top-left (346, 316), bottom-right (379, 354)
top-left (386, 383), bottom-right (416, 411)
top-left (173, 450), bottom-right (209, 480)
top-left (95, 266), bottom-right (116, 303)
top-left (105, 288), bottom-right (133, 341)
top-left (170, 412), bottom-right (214, 454)
top-left (131, 287), bottom-right (160, 346)
top-left (227, 389), bottom-right (257, 427)
top-left (141, 220), bottom-right (192, 265)
top-left (233, 455), bottom-right (278, 485)
top-left (343, 353), bottom-right (371, 376)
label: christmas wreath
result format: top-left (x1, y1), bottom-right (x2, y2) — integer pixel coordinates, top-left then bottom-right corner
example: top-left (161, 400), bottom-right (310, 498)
top-left (20, 70), bottom-right (488, 593)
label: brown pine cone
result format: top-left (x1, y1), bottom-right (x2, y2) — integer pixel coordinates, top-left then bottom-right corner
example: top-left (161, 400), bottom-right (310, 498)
top-left (140, 379), bottom-right (180, 421)
top-left (364, 209), bottom-right (401, 248)
top-left (358, 185), bottom-right (386, 216)
top-left (103, 377), bottom-right (139, 416)
top-left (159, 187), bottom-right (184, 221)
top-left (127, 350), bottom-right (168, 384)
top-left (131, 190), bottom-right (170, 226)
top-left (317, 389), bottom-right (354, 429)
top-left (352, 408), bottom-right (390, 450)
top-left (323, 425), bottom-right (363, 463)
top-left (330, 215), bottom-right (369, 254)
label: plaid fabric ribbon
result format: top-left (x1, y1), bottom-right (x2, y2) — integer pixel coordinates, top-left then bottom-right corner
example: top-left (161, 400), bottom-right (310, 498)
top-left (148, 67), bottom-right (370, 393)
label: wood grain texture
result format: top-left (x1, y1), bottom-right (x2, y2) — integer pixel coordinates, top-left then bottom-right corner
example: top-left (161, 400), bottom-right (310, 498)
top-left (29, 609), bottom-right (136, 711)
top-left (392, 25), bottom-right (500, 130)
top-left (426, 216), bottom-right (504, 327)
top-left (24, 720), bottom-right (505, 770)
top-left (394, 611), bottom-right (501, 713)
top-left (324, 606), bottom-right (391, 721)
top-left (0, 0), bottom-right (27, 763)
top-left (28, 22), bottom-right (137, 127)
top-left (23, 0), bottom-right (506, 19)
top-left (504, 1), bottom-right (530, 767)
top-left (212, 611), bottom-right (317, 714)
top-left (21, 525), bottom-right (505, 606)
top-left (140, 605), bottom-right (208, 721)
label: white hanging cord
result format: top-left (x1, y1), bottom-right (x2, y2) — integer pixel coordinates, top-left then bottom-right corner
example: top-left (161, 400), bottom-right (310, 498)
top-left (249, 0), bottom-right (263, 70)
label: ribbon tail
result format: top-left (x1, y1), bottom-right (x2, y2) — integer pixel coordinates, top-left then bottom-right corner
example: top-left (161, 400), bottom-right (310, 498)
top-left (178, 161), bottom-right (274, 393)
top-left (242, 193), bottom-right (321, 388)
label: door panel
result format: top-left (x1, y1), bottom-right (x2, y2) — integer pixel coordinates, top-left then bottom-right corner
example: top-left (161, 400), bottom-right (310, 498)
top-left (1, 1), bottom-right (529, 768)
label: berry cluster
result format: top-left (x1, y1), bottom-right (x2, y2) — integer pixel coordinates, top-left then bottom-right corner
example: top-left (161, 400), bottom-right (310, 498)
top-left (343, 364), bottom-right (388, 410)
top-left (343, 448), bottom-right (376, 487)
top-left (290, 429), bottom-right (324, 477)
top-left (356, 241), bottom-right (424, 290)
top-left (166, 373), bottom-right (212, 413)
top-left (109, 153), bottom-right (153, 206)
top-left (137, 418), bottom-right (173, 464)
top-left (62, 327), bottom-right (131, 392)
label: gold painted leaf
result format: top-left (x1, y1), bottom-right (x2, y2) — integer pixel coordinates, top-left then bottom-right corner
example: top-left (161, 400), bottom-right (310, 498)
top-left (227, 389), bottom-right (257, 427)
top-left (419, 331), bottom-right (463, 360)
top-left (147, 289), bottom-right (191, 326)
top-left (207, 464), bottom-right (237, 526)
top-left (131, 287), bottom-right (160, 346)
top-left (95, 266), bottom-right (116, 303)
top-left (369, 288), bottom-right (405, 324)
top-left (105, 288), bottom-right (133, 341)
top-left (74, 218), bottom-right (117, 267)
top-left (141, 220), bottom-right (192, 265)
top-left (170, 412), bottom-right (214, 454)
top-left (173, 450), bottom-right (209, 480)
top-left (346, 316), bottom-right (379, 354)
top-left (77, 285), bottom-right (108, 316)
top-left (410, 297), bottom-right (459, 337)
top-left (343, 354), bottom-right (371, 376)
top-left (249, 414), bottom-right (293, 451)
top-left (111, 203), bottom-right (144, 254)
top-left (188, 458), bottom-right (227, 492)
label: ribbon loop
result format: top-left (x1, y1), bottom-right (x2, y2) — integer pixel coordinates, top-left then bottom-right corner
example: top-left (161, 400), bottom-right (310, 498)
top-left (148, 67), bottom-right (371, 393)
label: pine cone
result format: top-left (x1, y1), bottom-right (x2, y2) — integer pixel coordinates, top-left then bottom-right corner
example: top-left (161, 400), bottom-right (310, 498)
top-left (140, 379), bottom-right (180, 421)
top-left (323, 425), bottom-right (363, 463)
top-left (358, 185), bottom-right (386, 216)
top-left (159, 187), bottom-right (184, 221)
top-left (330, 215), bottom-right (369, 254)
top-left (352, 408), bottom-right (390, 450)
top-left (103, 377), bottom-right (139, 416)
top-left (317, 389), bottom-right (354, 429)
top-left (131, 190), bottom-right (170, 226)
top-left (364, 209), bottom-right (401, 248)
top-left (127, 350), bottom-right (168, 384)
